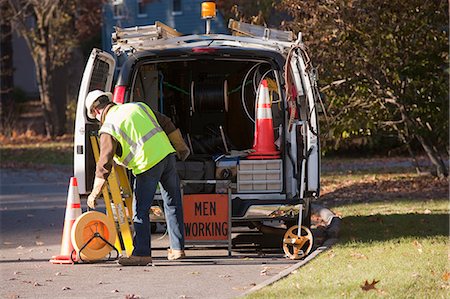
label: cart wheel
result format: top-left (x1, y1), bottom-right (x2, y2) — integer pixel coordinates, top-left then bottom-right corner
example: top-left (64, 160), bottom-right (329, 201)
top-left (282, 225), bottom-right (313, 260)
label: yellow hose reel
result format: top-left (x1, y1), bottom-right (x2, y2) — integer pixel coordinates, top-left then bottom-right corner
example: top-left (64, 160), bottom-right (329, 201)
top-left (283, 225), bottom-right (313, 260)
top-left (71, 211), bottom-right (118, 262)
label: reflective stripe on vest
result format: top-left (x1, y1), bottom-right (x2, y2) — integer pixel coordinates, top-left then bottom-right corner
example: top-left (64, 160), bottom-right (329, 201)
top-left (99, 103), bottom-right (174, 174)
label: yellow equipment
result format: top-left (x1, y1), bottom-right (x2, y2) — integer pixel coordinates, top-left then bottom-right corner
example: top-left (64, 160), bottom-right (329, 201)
top-left (89, 135), bottom-right (134, 257)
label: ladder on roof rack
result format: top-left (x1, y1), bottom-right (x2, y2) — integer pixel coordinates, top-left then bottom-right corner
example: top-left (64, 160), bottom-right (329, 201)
top-left (112, 21), bottom-right (182, 54)
top-left (228, 19), bottom-right (294, 42)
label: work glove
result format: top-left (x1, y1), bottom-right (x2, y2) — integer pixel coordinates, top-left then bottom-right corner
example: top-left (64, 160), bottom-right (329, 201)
top-left (168, 129), bottom-right (191, 161)
top-left (87, 177), bottom-right (106, 209)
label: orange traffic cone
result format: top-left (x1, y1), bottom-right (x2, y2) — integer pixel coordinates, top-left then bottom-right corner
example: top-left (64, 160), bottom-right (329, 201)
top-left (50, 177), bottom-right (82, 264)
top-left (248, 79), bottom-right (280, 159)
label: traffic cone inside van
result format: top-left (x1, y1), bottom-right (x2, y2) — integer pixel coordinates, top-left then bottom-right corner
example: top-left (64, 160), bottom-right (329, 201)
top-left (50, 177), bottom-right (82, 264)
top-left (248, 79), bottom-right (280, 159)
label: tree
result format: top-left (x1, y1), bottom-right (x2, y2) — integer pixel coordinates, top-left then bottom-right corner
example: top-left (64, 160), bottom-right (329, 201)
top-left (0, 1), bottom-right (15, 135)
top-left (6, 0), bottom-right (104, 137)
top-left (216, 0), bottom-right (281, 25)
top-left (279, 0), bottom-right (449, 177)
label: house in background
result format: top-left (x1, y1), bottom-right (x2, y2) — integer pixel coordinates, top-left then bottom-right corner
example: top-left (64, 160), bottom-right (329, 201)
top-left (102, 0), bottom-right (228, 53)
top-left (9, 0), bottom-right (227, 98)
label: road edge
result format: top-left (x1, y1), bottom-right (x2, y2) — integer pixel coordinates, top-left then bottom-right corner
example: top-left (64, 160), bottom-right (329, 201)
top-left (240, 237), bottom-right (339, 297)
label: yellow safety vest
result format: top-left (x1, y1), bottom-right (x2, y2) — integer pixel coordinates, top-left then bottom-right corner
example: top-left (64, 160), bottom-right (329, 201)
top-left (99, 102), bottom-right (175, 175)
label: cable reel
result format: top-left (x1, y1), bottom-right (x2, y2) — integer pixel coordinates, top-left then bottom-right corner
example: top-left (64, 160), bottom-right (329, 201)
top-left (71, 211), bottom-right (118, 262)
top-left (282, 225), bottom-right (313, 260)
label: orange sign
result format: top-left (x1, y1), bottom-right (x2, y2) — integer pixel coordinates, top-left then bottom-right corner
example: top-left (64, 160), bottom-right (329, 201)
top-left (183, 194), bottom-right (229, 241)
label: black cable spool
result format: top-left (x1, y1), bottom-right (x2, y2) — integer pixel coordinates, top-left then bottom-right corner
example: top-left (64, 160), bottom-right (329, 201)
top-left (191, 79), bottom-right (228, 113)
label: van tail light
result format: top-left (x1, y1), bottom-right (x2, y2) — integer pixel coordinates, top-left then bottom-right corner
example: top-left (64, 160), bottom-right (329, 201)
top-left (192, 47), bottom-right (217, 53)
top-left (113, 85), bottom-right (126, 104)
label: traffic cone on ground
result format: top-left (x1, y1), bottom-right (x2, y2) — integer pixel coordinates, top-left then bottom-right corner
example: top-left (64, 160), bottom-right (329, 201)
top-left (248, 79), bottom-right (280, 159)
top-left (50, 177), bottom-right (82, 264)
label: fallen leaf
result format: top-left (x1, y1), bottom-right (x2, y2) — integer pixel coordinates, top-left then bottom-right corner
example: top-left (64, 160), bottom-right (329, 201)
top-left (442, 271), bottom-right (450, 281)
top-left (360, 279), bottom-right (379, 291)
top-left (350, 252), bottom-right (368, 259)
top-left (260, 267), bottom-right (268, 276)
top-left (412, 240), bottom-right (423, 253)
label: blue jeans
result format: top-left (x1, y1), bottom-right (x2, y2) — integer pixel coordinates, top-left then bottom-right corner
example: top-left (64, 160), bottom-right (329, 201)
top-left (132, 153), bottom-right (185, 256)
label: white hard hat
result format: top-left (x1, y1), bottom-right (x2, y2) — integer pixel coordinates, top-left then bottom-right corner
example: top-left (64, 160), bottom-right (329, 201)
top-left (85, 90), bottom-right (112, 119)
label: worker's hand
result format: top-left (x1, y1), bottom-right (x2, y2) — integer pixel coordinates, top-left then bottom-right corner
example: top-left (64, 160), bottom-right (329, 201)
top-left (87, 193), bottom-right (98, 209)
top-left (168, 129), bottom-right (191, 161)
top-left (87, 177), bottom-right (106, 210)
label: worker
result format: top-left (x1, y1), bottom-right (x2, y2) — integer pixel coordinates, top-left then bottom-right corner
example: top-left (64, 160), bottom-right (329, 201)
top-left (85, 90), bottom-right (190, 266)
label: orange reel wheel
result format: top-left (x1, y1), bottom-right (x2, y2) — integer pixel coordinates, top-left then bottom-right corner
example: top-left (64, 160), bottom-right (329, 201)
top-left (282, 225), bottom-right (313, 260)
top-left (71, 211), bottom-right (117, 261)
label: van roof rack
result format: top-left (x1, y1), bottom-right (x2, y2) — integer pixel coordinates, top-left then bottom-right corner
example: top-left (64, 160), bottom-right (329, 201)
top-left (112, 20), bottom-right (299, 55)
top-left (228, 19), bottom-right (294, 42)
top-left (112, 21), bottom-right (182, 54)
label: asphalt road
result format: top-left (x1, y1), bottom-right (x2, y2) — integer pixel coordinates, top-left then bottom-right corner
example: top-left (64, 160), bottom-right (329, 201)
top-left (0, 167), bottom-right (301, 299)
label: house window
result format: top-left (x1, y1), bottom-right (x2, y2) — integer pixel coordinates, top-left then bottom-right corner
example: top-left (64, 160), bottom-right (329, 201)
top-left (112, 0), bottom-right (124, 19)
top-left (137, 0), bottom-right (147, 17)
top-left (172, 0), bottom-right (182, 16)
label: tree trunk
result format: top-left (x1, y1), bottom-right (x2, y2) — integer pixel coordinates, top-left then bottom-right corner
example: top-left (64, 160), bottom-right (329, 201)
top-left (34, 46), bottom-right (65, 137)
top-left (35, 48), bottom-right (53, 137)
top-left (414, 133), bottom-right (448, 178)
top-left (397, 103), bottom-right (448, 178)
top-left (0, 2), bottom-right (14, 136)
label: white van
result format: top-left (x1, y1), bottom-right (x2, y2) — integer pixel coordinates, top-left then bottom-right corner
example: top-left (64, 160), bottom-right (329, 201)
top-left (74, 19), bottom-right (321, 234)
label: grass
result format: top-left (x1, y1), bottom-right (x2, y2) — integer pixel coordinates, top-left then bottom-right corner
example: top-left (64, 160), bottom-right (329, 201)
top-left (0, 136), bottom-right (73, 167)
top-left (246, 198), bottom-right (449, 298)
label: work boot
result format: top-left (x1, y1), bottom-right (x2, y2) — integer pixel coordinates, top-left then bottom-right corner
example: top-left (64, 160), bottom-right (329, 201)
top-left (118, 255), bottom-right (152, 266)
top-left (167, 249), bottom-right (185, 261)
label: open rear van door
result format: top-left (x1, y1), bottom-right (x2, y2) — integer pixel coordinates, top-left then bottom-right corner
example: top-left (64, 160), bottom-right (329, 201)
top-left (74, 49), bottom-right (115, 195)
top-left (290, 48), bottom-right (320, 197)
